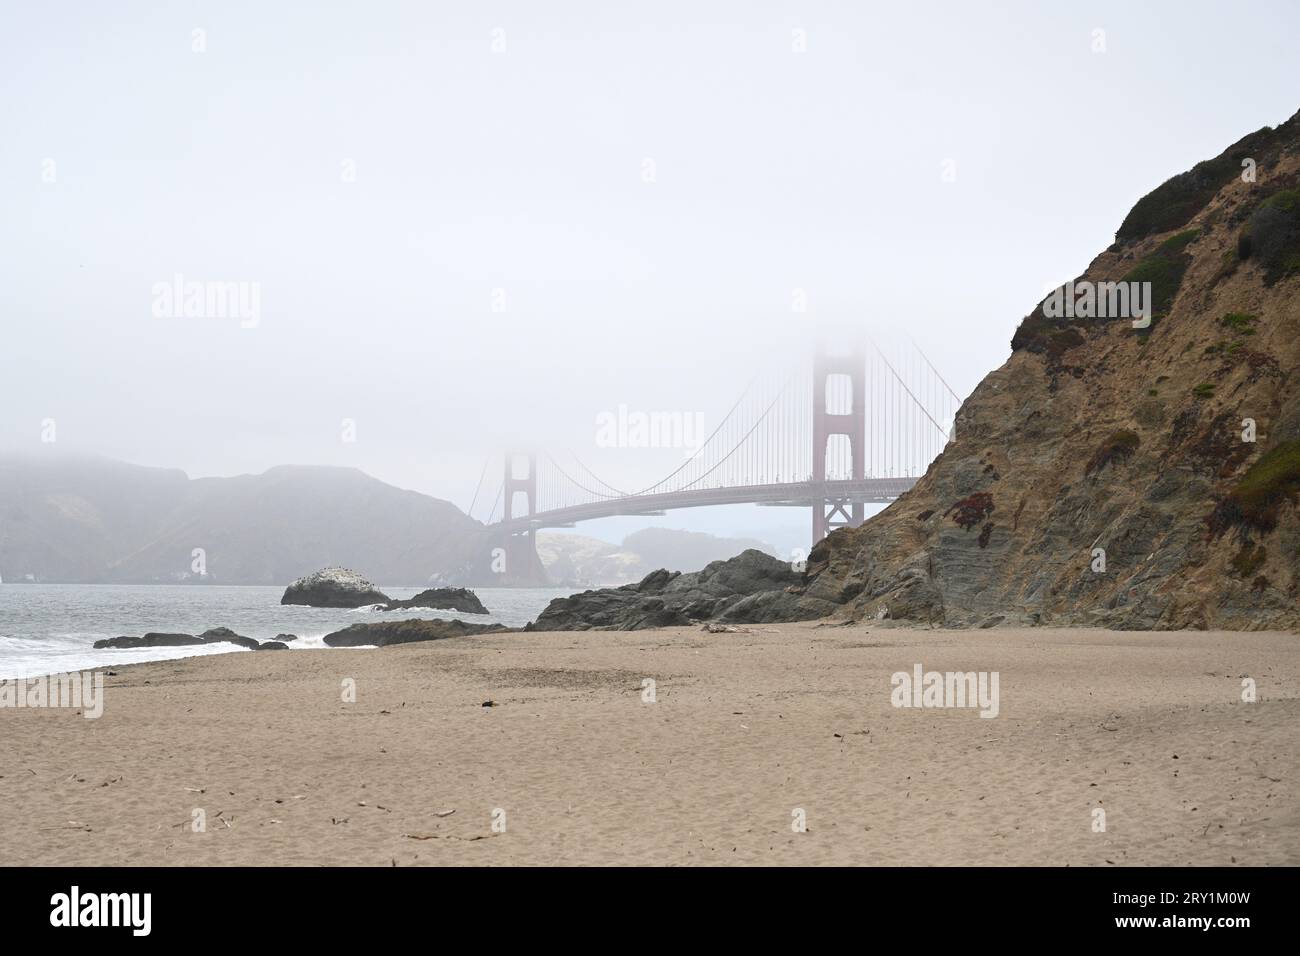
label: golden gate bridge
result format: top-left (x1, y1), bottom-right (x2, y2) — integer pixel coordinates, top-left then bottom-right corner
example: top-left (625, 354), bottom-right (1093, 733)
top-left (467, 341), bottom-right (961, 582)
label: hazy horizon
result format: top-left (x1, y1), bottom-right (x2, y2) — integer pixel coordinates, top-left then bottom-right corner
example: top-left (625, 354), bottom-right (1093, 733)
top-left (5, 0), bottom-right (1298, 550)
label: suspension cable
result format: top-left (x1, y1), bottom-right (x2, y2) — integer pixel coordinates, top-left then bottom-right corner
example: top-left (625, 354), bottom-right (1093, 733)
top-left (872, 342), bottom-right (950, 439)
top-left (466, 458), bottom-right (489, 519)
top-left (906, 334), bottom-right (962, 404)
top-left (625, 372), bottom-right (768, 497)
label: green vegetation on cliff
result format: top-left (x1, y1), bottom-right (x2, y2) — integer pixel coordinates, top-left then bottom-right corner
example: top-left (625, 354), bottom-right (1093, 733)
top-left (1239, 187), bottom-right (1300, 285)
top-left (1120, 229), bottom-right (1199, 320)
top-left (1115, 127), bottom-right (1280, 240)
top-left (1208, 440), bottom-right (1300, 536)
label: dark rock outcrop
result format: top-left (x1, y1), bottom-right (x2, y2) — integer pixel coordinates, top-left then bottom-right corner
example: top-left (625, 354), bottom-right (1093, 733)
top-left (197, 626), bottom-right (260, 650)
top-left (322, 618), bottom-right (508, 648)
top-left (257, 641), bottom-right (290, 651)
top-left (93, 632), bottom-right (205, 649)
top-left (280, 567), bottom-right (389, 608)
top-left (527, 549), bottom-right (838, 631)
top-left (379, 587), bottom-right (488, 614)
top-left (94, 626), bottom-right (278, 650)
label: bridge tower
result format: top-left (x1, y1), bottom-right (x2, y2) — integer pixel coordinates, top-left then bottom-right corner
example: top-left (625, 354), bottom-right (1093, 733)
top-left (812, 346), bottom-right (866, 542)
top-left (501, 453), bottom-right (545, 586)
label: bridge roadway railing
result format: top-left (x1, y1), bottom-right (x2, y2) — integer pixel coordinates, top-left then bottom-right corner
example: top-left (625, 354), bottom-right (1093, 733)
top-left (489, 477), bottom-right (918, 535)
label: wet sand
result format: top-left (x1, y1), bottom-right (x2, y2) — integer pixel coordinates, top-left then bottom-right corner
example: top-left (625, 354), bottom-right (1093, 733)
top-left (3, 623), bottom-right (1297, 866)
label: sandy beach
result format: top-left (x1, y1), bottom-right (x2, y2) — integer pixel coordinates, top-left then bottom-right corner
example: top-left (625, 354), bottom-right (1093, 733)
top-left (3, 623), bottom-right (1297, 866)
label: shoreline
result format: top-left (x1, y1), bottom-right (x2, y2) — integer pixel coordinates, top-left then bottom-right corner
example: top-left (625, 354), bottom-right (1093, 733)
top-left (0, 583), bottom-right (571, 680)
top-left (8, 616), bottom-right (1300, 683)
top-left (3, 622), bottom-right (1297, 866)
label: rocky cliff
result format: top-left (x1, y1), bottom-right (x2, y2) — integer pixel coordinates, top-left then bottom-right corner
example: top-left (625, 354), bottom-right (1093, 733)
top-left (798, 110), bottom-right (1300, 630)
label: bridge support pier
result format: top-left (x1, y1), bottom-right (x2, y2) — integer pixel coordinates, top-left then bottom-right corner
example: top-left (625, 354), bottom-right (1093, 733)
top-left (500, 453), bottom-right (547, 586)
top-left (812, 347), bottom-right (866, 543)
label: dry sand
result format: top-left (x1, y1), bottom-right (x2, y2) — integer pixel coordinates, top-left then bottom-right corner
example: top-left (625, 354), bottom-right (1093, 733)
top-left (3, 623), bottom-right (1297, 866)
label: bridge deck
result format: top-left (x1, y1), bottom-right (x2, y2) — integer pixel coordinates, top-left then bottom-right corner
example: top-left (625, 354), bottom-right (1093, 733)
top-left (489, 477), bottom-right (918, 534)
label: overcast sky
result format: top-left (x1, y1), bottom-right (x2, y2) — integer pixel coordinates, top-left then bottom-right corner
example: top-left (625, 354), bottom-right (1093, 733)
top-left (3, 0), bottom-right (1297, 551)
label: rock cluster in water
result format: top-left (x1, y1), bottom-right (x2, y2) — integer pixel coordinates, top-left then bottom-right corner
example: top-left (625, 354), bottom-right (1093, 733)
top-left (279, 569), bottom-right (489, 614)
top-left (280, 567), bottom-right (390, 608)
top-left (93, 627), bottom-right (291, 651)
top-left (322, 618), bottom-right (507, 647)
top-left (377, 587), bottom-right (488, 614)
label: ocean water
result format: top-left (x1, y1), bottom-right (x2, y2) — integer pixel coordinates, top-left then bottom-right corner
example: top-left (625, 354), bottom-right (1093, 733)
top-left (0, 584), bottom-right (577, 679)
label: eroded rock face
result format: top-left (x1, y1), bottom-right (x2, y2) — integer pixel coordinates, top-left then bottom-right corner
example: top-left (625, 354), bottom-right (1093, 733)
top-left (280, 567), bottom-right (389, 608)
top-left (322, 618), bottom-right (507, 647)
top-left (379, 587), bottom-right (488, 614)
top-left (798, 110), bottom-right (1300, 631)
top-left (527, 549), bottom-right (838, 631)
